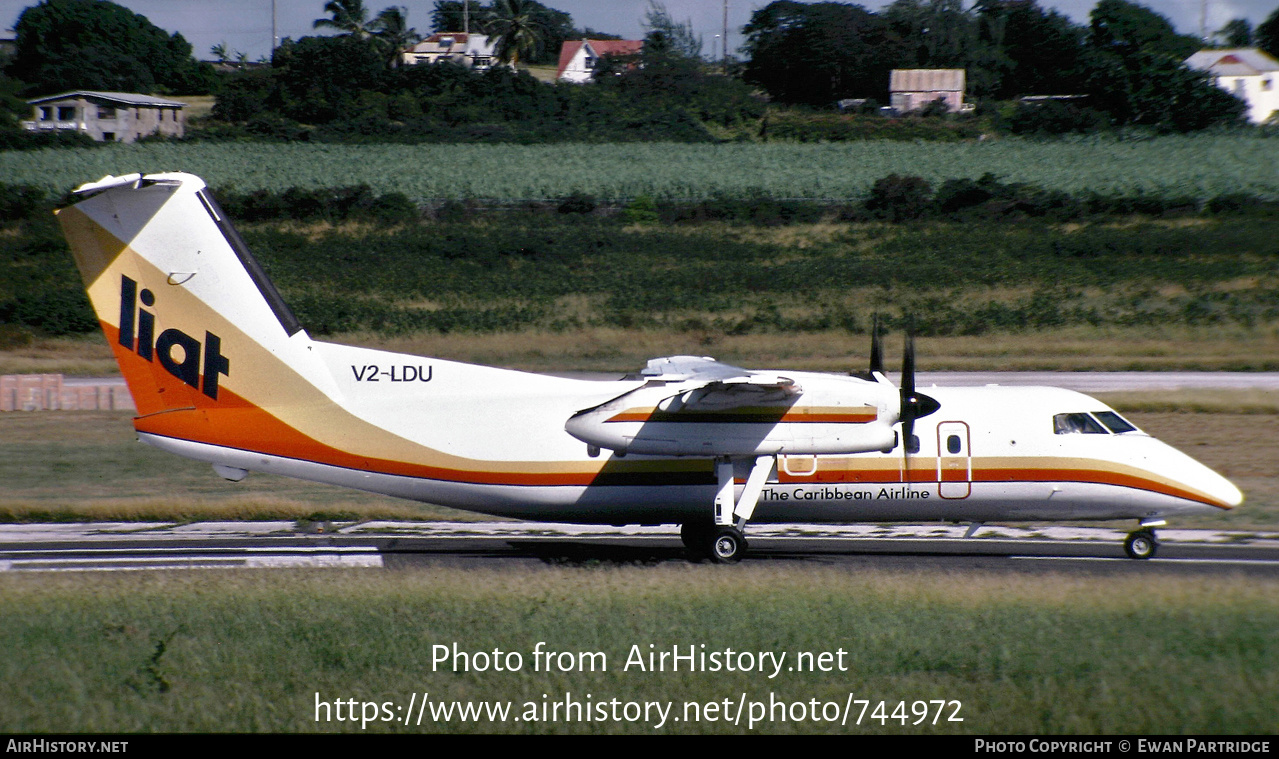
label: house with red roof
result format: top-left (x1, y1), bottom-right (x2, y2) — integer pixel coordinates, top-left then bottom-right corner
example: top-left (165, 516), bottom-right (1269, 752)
top-left (556, 39), bottom-right (643, 83)
top-left (1185, 48), bottom-right (1279, 124)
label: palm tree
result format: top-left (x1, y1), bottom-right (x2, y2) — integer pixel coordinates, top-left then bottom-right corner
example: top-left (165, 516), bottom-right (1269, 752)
top-left (313, 0), bottom-right (373, 38)
top-left (484, 0), bottom-right (547, 67)
top-left (371, 6), bottom-right (422, 69)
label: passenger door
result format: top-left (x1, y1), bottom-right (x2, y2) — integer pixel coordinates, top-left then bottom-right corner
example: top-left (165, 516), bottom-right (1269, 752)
top-left (936, 421), bottom-right (971, 499)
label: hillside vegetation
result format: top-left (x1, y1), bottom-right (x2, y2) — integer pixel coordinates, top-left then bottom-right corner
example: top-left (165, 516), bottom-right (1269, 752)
top-left (2, 155), bottom-right (1277, 373)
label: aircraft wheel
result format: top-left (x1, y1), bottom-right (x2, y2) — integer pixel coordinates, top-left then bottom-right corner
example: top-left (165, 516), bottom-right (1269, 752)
top-left (680, 522), bottom-right (712, 557)
top-left (1124, 530), bottom-right (1158, 560)
top-left (708, 526), bottom-right (747, 564)
top-left (681, 522), bottom-right (718, 560)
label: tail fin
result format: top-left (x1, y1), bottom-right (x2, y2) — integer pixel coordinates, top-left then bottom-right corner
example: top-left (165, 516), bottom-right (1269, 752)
top-left (57, 172), bottom-right (318, 418)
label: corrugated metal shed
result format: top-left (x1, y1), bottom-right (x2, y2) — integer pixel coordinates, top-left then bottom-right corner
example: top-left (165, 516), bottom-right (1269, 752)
top-left (889, 69), bottom-right (965, 93)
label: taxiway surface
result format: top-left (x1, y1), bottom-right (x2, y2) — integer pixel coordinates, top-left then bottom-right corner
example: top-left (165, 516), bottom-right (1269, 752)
top-left (3, 522), bottom-right (1277, 577)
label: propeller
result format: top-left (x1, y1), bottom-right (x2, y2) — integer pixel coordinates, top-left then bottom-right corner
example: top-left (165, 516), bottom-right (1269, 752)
top-left (858, 321), bottom-right (940, 462)
top-left (898, 333), bottom-right (939, 451)
top-left (850, 314), bottom-right (886, 382)
top-left (869, 314), bottom-right (884, 376)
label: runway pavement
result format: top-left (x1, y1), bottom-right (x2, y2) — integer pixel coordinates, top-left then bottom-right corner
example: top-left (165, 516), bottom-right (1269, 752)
top-left (3, 521), bottom-right (1278, 576)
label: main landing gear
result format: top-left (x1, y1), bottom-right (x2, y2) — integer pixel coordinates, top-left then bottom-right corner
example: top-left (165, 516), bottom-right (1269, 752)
top-left (1124, 528), bottom-right (1159, 560)
top-left (681, 522), bottom-right (747, 563)
top-left (681, 455), bottom-right (774, 563)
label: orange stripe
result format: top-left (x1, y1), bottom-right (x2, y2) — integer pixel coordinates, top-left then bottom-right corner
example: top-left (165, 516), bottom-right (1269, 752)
top-left (778, 464), bottom-right (1231, 509)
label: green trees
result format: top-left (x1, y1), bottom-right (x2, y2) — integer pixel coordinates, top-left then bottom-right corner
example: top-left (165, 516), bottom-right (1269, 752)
top-left (1083, 0), bottom-right (1245, 131)
top-left (1089, 0), bottom-right (1201, 59)
top-left (8, 0), bottom-right (214, 95)
top-left (431, 1), bottom-right (486, 33)
top-left (484, 0), bottom-right (550, 66)
top-left (739, 0), bottom-right (1247, 133)
top-left (1258, 7), bottom-right (1279, 59)
top-left (370, 7), bottom-right (422, 68)
top-left (742, 2), bottom-right (900, 106)
top-left (1214, 19), bottom-right (1254, 48)
top-left (313, 0), bottom-right (376, 38)
top-left (313, 0), bottom-right (420, 69)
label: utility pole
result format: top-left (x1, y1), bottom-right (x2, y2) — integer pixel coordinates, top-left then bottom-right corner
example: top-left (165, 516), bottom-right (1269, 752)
top-left (722, 0), bottom-right (728, 74)
top-left (464, 1), bottom-right (469, 35)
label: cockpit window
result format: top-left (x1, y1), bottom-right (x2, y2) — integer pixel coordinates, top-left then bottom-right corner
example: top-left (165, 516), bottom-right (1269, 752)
top-left (1093, 411), bottom-right (1138, 434)
top-left (1053, 412), bottom-right (1108, 435)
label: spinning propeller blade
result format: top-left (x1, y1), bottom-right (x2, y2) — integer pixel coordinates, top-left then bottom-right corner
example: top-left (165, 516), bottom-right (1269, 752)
top-left (869, 314), bottom-right (884, 376)
top-left (898, 333), bottom-right (940, 471)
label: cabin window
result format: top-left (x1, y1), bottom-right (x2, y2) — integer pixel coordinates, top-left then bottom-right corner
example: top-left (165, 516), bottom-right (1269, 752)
top-left (946, 435), bottom-right (962, 454)
top-left (1093, 411), bottom-right (1138, 434)
top-left (1053, 412), bottom-right (1107, 435)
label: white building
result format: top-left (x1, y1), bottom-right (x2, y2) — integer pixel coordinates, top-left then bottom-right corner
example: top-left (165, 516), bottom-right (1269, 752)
top-left (22, 91), bottom-right (185, 143)
top-left (402, 33), bottom-right (498, 70)
top-left (889, 69), bottom-right (966, 113)
top-left (556, 39), bottom-right (643, 83)
top-left (1185, 48), bottom-right (1279, 124)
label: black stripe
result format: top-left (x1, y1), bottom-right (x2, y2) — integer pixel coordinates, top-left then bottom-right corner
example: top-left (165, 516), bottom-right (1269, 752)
top-left (196, 189), bottom-right (302, 337)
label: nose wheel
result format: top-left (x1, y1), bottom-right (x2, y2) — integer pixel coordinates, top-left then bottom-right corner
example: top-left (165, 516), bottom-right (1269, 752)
top-left (1124, 529), bottom-right (1158, 560)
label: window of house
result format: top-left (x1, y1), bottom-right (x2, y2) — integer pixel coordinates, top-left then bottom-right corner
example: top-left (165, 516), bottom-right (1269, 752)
top-left (102, 132), bottom-right (115, 142)
top-left (57, 106), bottom-right (76, 120)
top-left (38, 106), bottom-right (52, 121)
top-left (98, 107), bottom-right (117, 119)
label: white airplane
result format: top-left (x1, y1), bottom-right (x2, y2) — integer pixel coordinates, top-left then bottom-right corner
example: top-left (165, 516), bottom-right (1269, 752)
top-left (57, 172), bottom-right (1243, 562)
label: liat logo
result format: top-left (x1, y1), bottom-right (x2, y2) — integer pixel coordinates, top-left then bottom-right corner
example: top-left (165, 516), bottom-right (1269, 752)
top-left (118, 275), bottom-right (230, 400)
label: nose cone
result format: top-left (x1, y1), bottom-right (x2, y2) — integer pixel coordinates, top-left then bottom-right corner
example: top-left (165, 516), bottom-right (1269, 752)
top-left (1204, 469), bottom-right (1245, 509)
top-left (1156, 441), bottom-right (1244, 510)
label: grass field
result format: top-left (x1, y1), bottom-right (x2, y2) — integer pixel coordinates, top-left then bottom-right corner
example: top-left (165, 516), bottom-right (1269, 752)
top-left (5, 323), bottom-right (1279, 377)
top-left (0, 566), bottom-right (1276, 733)
top-left (4, 136), bottom-right (1278, 201)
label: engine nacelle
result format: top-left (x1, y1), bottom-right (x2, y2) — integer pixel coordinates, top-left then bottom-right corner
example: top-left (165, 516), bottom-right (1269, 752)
top-left (565, 375), bottom-right (899, 457)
